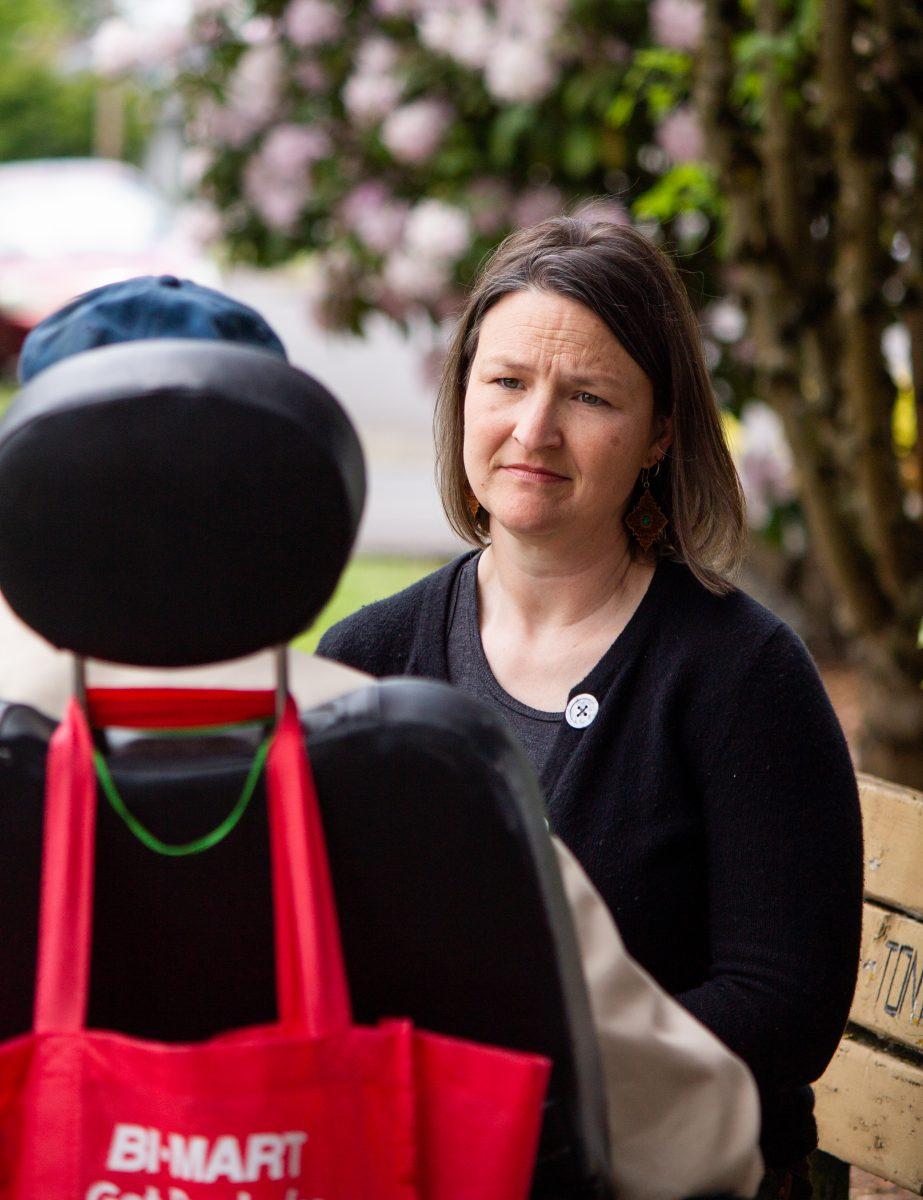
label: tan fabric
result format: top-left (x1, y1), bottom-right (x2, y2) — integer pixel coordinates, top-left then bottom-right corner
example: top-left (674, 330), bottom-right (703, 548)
top-left (0, 595), bottom-right (367, 716)
top-left (0, 601), bottom-right (761, 1197)
top-left (554, 838), bottom-right (763, 1200)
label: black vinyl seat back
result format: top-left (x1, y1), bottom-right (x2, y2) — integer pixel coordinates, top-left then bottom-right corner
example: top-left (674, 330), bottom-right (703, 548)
top-left (0, 341), bottom-right (364, 665)
top-left (0, 683), bottom-right (613, 1197)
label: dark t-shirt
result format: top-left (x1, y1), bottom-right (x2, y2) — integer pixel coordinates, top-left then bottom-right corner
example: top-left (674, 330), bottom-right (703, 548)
top-left (446, 554), bottom-right (560, 779)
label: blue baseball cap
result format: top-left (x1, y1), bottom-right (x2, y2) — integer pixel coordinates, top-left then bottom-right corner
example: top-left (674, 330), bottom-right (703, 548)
top-left (18, 274), bottom-right (287, 383)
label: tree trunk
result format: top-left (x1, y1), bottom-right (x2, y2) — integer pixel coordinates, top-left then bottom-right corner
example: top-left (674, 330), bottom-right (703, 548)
top-left (695, 0), bottom-right (923, 789)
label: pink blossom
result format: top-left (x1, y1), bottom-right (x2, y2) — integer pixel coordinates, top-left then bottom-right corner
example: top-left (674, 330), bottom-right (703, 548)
top-left (512, 186), bottom-right (563, 227)
top-left (655, 105), bottom-right (705, 162)
top-left (357, 37), bottom-right (400, 74)
top-left (283, 0), bottom-right (342, 48)
top-left (91, 19), bottom-right (147, 76)
top-left (649, 0), bottom-right (704, 51)
top-left (738, 402), bottom-right (796, 529)
top-left (383, 250), bottom-right (450, 304)
top-left (417, 11), bottom-right (456, 57)
top-left (178, 203), bottom-right (224, 247)
top-left (417, 6), bottom-right (493, 70)
top-left (180, 146), bottom-right (214, 190)
top-left (227, 43), bottom-right (284, 134)
top-left (453, 7), bottom-right (494, 68)
top-left (190, 98), bottom-right (254, 149)
top-left (485, 38), bottom-right (558, 103)
top-left (241, 15), bottom-right (276, 45)
top-left (340, 183), bottom-right (409, 252)
top-left (704, 299), bottom-right (746, 343)
top-left (261, 124), bottom-right (330, 178)
top-left (403, 200), bottom-right (471, 262)
top-left (373, 0), bottom-right (416, 13)
top-left (92, 17), bottom-right (187, 75)
top-left (243, 156), bottom-right (310, 232)
top-left (343, 72), bottom-right (403, 126)
top-left (497, 0), bottom-right (567, 42)
top-left (381, 100), bottom-right (451, 164)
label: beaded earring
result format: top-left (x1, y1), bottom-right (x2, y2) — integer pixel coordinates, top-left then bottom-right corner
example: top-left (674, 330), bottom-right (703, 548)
top-left (625, 463), bottom-right (668, 550)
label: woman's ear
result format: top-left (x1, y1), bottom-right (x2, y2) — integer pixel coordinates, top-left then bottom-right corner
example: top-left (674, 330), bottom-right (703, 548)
top-left (645, 414), bottom-right (673, 467)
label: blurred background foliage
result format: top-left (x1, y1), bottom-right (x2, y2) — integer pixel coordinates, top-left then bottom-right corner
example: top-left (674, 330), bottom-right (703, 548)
top-left (0, 0), bottom-right (148, 163)
top-left (3, 0), bottom-right (922, 782)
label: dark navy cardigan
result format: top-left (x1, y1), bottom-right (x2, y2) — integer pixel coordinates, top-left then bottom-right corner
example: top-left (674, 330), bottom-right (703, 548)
top-left (318, 552), bottom-right (863, 1166)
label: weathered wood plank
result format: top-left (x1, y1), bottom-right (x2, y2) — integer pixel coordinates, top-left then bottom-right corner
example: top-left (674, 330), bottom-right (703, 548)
top-left (858, 774), bottom-right (923, 917)
top-left (816, 1035), bottom-right (923, 1193)
top-left (852, 902), bottom-right (923, 1053)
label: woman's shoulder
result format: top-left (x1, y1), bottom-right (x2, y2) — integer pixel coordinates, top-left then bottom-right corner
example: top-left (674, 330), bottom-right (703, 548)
top-left (658, 557), bottom-right (789, 640)
top-left (656, 558), bottom-right (849, 763)
top-left (654, 557), bottom-right (810, 676)
top-left (316, 552), bottom-right (473, 676)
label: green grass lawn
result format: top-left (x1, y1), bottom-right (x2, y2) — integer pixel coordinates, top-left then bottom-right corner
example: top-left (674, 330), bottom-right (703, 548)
top-left (295, 555), bottom-right (444, 654)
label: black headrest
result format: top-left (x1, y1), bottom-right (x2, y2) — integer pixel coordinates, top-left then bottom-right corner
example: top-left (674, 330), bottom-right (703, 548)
top-left (0, 341), bottom-right (365, 666)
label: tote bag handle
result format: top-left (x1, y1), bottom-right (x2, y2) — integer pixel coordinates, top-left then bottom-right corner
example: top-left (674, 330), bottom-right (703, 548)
top-left (33, 689), bottom-right (352, 1039)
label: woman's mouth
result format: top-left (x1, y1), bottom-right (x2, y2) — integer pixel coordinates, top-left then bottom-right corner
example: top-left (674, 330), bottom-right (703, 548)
top-left (502, 463), bottom-right (569, 483)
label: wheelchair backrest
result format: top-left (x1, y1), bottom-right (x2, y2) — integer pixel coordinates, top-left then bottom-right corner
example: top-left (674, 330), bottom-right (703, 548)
top-left (0, 341), bottom-right (614, 1197)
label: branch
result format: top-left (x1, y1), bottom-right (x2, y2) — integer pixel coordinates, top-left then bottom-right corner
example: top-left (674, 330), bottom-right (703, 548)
top-left (753, 0), bottom-right (812, 281)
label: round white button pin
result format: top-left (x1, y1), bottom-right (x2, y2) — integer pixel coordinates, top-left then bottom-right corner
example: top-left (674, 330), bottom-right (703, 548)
top-left (565, 693), bottom-right (598, 729)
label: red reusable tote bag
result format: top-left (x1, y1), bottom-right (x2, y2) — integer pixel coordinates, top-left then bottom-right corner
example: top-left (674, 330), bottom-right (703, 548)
top-left (0, 688), bottom-right (550, 1200)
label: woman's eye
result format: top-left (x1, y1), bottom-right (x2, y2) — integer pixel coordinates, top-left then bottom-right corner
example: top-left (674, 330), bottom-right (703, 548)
top-left (495, 377), bottom-right (523, 390)
top-left (577, 391), bottom-right (607, 407)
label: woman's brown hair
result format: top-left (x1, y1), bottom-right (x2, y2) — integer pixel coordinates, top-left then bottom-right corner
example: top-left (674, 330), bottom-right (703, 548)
top-left (434, 215), bottom-right (746, 594)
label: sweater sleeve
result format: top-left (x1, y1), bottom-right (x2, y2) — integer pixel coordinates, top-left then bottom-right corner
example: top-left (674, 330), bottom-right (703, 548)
top-left (678, 624), bottom-right (863, 1091)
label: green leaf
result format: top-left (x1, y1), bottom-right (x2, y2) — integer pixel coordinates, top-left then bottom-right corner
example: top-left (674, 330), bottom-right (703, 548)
top-left (606, 91), bottom-right (636, 128)
top-left (562, 72), bottom-right (599, 118)
top-left (561, 126), bottom-right (599, 178)
top-left (633, 163), bottom-right (720, 221)
top-left (647, 82), bottom-right (679, 120)
top-left (634, 47), bottom-right (692, 78)
top-left (488, 103), bottom-right (535, 168)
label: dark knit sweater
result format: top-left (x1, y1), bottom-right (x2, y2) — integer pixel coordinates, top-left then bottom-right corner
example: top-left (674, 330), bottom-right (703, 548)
top-left (318, 552), bottom-right (863, 1166)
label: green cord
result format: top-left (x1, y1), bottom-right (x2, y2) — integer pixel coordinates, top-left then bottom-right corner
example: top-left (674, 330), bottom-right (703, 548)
top-left (93, 737), bottom-right (270, 857)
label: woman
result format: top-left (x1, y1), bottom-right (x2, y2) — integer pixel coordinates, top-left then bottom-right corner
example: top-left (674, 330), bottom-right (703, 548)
top-left (319, 217), bottom-right (863, 1188)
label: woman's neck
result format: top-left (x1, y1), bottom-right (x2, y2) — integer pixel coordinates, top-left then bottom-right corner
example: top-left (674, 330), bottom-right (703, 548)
top-left (479, 524), bottom-right (646, 633)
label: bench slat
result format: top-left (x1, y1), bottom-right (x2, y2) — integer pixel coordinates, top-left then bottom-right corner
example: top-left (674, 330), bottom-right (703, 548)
top-left (815, 1034), bottom-right (923, 1194)
top-left (851, 902), bottom-right (923, 1053)
top-left (858, 774), bottom-right (923, 917)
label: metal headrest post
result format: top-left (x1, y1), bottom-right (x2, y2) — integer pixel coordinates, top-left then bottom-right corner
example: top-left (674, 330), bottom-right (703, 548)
top-left (73, 654), bottom-right (88, 716)
top-left (274, 645), bottom-right (289, 725)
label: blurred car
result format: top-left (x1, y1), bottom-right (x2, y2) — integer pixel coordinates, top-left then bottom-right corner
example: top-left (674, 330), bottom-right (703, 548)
top-left (0, 157), bottom-right (219, 367)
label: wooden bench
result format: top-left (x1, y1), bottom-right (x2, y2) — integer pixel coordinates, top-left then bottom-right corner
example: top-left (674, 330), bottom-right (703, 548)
top-left (812, 773), bottom-right (923, 1197)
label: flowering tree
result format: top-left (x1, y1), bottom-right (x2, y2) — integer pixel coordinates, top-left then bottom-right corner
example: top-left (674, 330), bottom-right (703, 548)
top-left (696, 0), bottom-right (923, 785)
top-left (168, 1), bottom-right (717, 327)
top-left (98, 0), bottom-right (923, 784)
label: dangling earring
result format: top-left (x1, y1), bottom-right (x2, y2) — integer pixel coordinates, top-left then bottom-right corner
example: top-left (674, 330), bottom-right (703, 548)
top-left (464, 480), bottom-right (480, 520)
top-left (625, 461), bottom-right (667, 550)
top-left (464, 480), bottom-right (488, 529)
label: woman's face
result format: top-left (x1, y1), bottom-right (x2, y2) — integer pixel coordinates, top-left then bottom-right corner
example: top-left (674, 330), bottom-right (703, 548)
top-left (463, 289), bottom-right (670, 544)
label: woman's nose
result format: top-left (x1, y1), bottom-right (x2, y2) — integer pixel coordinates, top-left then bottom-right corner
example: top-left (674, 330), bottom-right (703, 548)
top-left (512, 392), bottom-right (562, 451)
